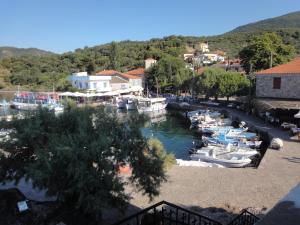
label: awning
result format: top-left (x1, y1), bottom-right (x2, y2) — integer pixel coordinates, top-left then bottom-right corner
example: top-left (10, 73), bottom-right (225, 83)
top-left (254, 98), bottom-right (300, 111)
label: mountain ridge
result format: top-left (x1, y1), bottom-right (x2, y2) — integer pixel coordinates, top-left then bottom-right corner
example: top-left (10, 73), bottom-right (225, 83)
top-left (229, 11), bottom-right (300, 33)
top-left (0, 46), bottom-right (54, 59)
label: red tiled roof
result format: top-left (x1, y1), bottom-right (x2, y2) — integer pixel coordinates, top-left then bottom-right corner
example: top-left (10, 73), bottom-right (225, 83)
top-left (95, 69), bottom-right (141, 79)
top-left (126, 68), bottom-right (145, 76)
top-left (95, 70), bottom-right (120, 76)
top-left (256, 58), bottom-right (300, 75)
top-left (120, 73), bottom-right (141, 79)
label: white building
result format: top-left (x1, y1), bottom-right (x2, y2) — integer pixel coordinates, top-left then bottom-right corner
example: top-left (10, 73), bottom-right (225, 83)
top-left (68, 72), bottom-right (112, 92)
top-left (193, 53), bottom-right (225, 65)
top-left (145, 58), bottom-right (157, 69)
top-left (199, 42), bottom-right (209, 53)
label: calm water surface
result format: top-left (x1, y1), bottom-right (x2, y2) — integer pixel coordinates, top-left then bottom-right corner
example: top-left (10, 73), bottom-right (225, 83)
top-left (0, 93), bottom-right (195, 159)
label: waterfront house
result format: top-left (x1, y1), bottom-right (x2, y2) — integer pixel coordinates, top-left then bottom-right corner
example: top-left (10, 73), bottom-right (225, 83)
top-left (254, 58), bottom-right (300, 125)
top-left (126, 68), bottom-right (145, 87)
top-left (68, 72), bottom-right (112, 92)
top-left (96, 70), bottom-right (143, 90)
top-left (256, 58), bottom-right (300, 99)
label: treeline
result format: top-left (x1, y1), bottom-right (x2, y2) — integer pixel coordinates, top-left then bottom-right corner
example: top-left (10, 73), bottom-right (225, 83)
top-left (0, 29), bottom-right (299, 91)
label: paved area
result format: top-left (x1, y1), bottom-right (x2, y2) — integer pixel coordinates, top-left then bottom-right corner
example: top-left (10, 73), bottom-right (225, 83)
top-left (125, 108), bottom-right (300, 222)
top-left (256, 182), bottom-right (300, 225)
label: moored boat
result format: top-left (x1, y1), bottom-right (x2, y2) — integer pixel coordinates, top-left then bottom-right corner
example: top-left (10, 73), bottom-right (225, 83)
top-left (189, 150), bottom-right (252, 168)
top-left (137, 97), bottom-right (167, 112)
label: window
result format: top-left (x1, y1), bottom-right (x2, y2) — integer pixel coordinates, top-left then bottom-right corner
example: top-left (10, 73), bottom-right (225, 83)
top-left (273, 77), bottom-right (281, 89)
top-left (93, 82), bottom-right (97, 89)
top-left (79, 82), bottom-right (82, 89)
top-left (85, 83), bottom-right (88, 89)
top-left (121, 84), bottom-right (126, 89)
top-left (103, 82), bottom-right (107, 88)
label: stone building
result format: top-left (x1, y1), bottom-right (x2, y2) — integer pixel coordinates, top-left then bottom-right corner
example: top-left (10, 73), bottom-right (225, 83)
top-left (256, 58), bottom-right (300, 99)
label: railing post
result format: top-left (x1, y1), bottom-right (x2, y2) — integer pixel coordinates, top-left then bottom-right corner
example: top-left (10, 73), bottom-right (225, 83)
top-left (175, 207), bottom-right (178, 225)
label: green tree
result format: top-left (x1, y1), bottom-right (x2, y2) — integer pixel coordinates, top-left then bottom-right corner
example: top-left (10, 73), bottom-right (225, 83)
top-left (109, 41), bottom-right (120, 70)
top-left (145, 55), bottom-right (193, 94)
top-left (194, 67), bottom-right (223, 99)
top-left (0, 107), bottom-right (170, 220)
top-left (217, 71), bottom-right (250, 101)
top-left (239, 33), bottom-right (295, 73)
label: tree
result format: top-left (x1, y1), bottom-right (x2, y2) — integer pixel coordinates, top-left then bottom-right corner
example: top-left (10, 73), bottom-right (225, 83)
top-left (109, 42), bottom-right (120, 71)
top-left (194, 67), bottom-right (223, 99)
top-left (239, 33), bottom-right (295, 73)
top-left (195, 67), bottom-right (250, 100)
top-left (145, 55), bottom-right (193, 94)
top-left (0, 107), bottom-right (170, 220)
top-left (217, 71), bottom-right (250, 101)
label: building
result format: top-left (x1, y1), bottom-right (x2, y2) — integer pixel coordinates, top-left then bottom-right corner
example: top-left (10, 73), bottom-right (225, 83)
top-left (126, 68), bottom-right (145, 87)
top-left (256, 58), bottom-right (300, 99)
top-left (199, 42), bottom-right (209, 53)
top-left (68, 72), bottom-right (112, 92)
top-left (183, 53), bottom-right (194, 61)
top-left (96, 70), bottom-right (142, 90)
top-left (145, 58), bottom-right (157, 69)
top-left (68, 69), bottom-right (143, 92)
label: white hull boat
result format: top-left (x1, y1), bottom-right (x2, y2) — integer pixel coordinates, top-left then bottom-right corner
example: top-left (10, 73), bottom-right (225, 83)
top-left (190, 144), bottom-right (259, 157)
top-left (189, 149), bottom-right (252, 168)
top-left (11, 101), bottom-right (39, 110)
top-left (137, 97), bottom-right (167, 113)
top-left (126, 99), bottom-right (137, 110)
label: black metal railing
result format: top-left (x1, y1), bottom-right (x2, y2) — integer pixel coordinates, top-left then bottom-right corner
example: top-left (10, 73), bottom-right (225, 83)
top-left (227, 209), bottom-right (259, 225)
top-left (113, 200), bottom-right (223, 225)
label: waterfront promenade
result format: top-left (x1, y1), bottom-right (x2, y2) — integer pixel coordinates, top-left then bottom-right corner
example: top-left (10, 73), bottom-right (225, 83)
top-left (125, 108), bottom-right (300, 222)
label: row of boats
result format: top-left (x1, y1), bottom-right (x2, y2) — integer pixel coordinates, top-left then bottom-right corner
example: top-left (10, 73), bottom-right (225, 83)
top-left (0, 91), bottom-right (169, 113)
top-left (112, 95), bottom-right (167, 112)
top-left (0, 92), bottom-right (64, 112)
top-left (185, 109), bottom-right (262, 168)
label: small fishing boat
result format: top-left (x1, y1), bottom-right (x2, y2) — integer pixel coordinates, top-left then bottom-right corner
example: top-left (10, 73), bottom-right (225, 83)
top-left (189, 149), bottom-right (252, 168)
top-left (126, 98), bottom-right (137, 110)
top-left (137, 97), bottom-right (167, 112)
top-left (0, 99), bottom-right (9, 107)
top-left (189, 144), bottom-right (259, 157)
top-left (176, 159), bottom-right (224, 168)
top-left (225, 129), bottom-right (257, 139)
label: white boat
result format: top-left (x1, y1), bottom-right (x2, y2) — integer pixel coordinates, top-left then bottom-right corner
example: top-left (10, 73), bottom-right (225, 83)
top-left (137, 97), bottom-right (167, 112)
top-left (0, 99), bottom-right (9, 107)
top-left (113, 97), bottom-right (127, 109)
top-left (190, 149), bottom-right (252, 168)
top-left (225, 129), bottom-right (257, 139)
top-left (126, 99), bottom-right (137, 110)
top-left (190, 144), bottom-right (259, 158)
top-left (176, 159), bottom-right (224, 168)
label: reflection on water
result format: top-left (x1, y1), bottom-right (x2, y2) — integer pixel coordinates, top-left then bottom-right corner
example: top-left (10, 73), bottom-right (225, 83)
top-left (141, 111), bottom-right (195, 160)
top-left (112, 109), bottom-right (195, 159)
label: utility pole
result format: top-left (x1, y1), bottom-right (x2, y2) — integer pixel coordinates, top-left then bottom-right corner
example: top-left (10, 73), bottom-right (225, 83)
top-left (269, 51), bottom-right (273, 68)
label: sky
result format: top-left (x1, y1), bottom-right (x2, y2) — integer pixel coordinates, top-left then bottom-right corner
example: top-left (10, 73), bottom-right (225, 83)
top-left (1, 0), bottom-right (300, 53)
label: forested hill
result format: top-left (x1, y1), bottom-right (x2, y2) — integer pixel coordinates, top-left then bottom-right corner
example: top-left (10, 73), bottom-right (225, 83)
top-left (0, 11), bottom-right (300, 91)
top-left (0, 47), bottom-right (53, 59)
top-left (230, 11), bottom-right (300, 33)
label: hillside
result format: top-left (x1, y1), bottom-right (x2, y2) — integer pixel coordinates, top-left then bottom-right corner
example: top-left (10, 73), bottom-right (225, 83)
top-left (230, 11), bottom-right (300, 33)
top-left (0, 47), bottom-right (54, 59)
top-left (0, 11), bottom-right (300, 91)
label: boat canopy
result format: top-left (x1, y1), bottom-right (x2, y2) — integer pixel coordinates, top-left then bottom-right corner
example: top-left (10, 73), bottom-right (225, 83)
top-left (58, 86), bottom-right (143, 98)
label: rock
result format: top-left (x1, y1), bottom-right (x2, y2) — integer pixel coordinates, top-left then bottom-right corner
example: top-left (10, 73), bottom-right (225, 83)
top-left (270, 138), bottom-right (283, 150)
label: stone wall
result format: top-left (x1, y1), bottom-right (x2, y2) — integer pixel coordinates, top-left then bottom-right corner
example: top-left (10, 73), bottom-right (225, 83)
top-left (256, 74), bottom-right (300, 99)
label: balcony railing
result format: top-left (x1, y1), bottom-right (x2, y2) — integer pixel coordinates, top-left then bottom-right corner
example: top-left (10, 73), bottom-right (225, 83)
top-left (227, 209), bottom-right (259, 225)
top-left (113, 200), bottom-right (223, 225)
